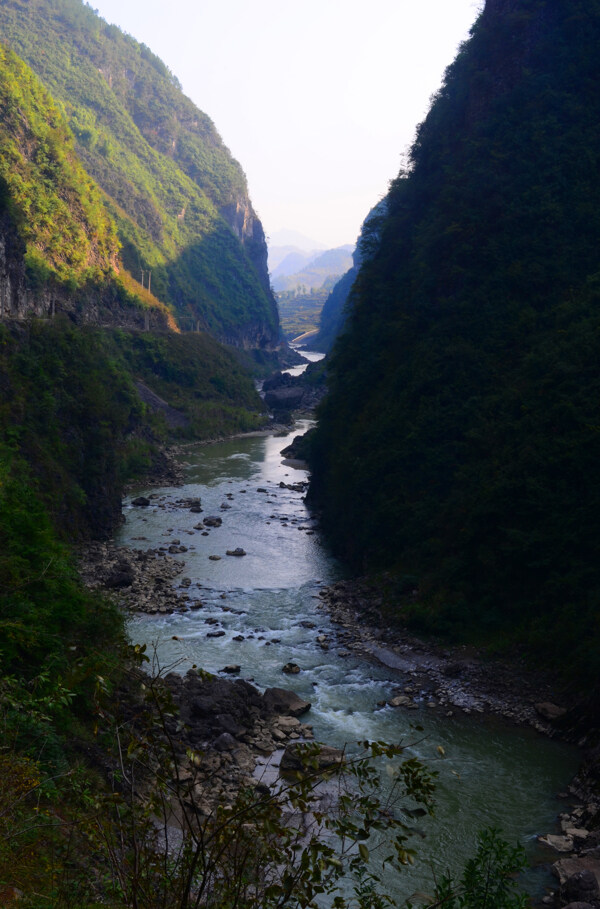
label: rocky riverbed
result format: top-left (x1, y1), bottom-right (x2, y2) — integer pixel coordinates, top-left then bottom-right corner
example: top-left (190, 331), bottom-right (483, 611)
top-left (156, 670), bottom-right (318, 813)
top-left (316, 578), bottom-right (600, 908)
top-left (77, 539), bottom-right (344, 816)
top-left (76, 425), bottom-right (600, 909)
top-left (316, 578), bottom-right (571, 734)
top-left (80, 535), bottom-right (600, 907)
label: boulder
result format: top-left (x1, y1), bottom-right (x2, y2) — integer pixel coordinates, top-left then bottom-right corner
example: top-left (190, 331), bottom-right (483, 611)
top-left (213, 732), bottom-right (237, 752)
top-left (263, 371), bottom-right (294, 391)
top-left (203, 516), bottom-right (223, 527)
top-left (540, 834), bottom-right (574, 853)
top-left (536, 702), bottom-right (568, 722)
top-left (563, 871), bottom-right (600, 905)
top-left (262, 687), bottom-right (311, 717)
top-left (274, 716), bottom-right (301, 731)
top-left (104, 560), bottom-right (135, 588)
top-left (226, 548), bottom-right (246, 557)
top-left (215, 713), bottom-right (246, 736)
top-left (389, 695), bottom-right (412, 708)
top-left (553, 857), bottom-right (600, 888)
top-left (180, 675), bottom-right (263, 732)
top-left (279, 742), bottom-right (345, 775)
top-left (131, 496), bottom-right (151, 507)
top-left (264, 386), bottom-right (305, 410)
top-left (282, 662), bottom-right (301, 674)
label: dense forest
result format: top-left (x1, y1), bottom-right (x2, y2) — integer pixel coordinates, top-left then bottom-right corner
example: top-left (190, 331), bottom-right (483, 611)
top-left (0, 33), bottom-right (274, 901)
top-left (310, 0), bottom-right (600, 679)
top-left (0, 0), bottom-right (279, 347)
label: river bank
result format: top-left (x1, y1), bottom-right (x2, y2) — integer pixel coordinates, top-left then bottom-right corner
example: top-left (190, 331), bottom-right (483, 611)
top-left (75, 414), bottom-right (599, 908)
top-left (77, 541), bottom-right (568, 735)
top-left (78, 534), bottom-right (600, 908)
top-left (77, 535), bottom-right (600, 906)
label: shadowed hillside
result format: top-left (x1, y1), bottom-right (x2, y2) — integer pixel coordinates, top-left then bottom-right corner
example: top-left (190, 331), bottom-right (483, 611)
top-left (310, 0), bottom-right (600, 679)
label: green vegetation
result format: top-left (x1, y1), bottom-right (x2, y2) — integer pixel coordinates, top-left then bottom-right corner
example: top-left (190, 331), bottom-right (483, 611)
top-left (0, 0), bottom-right (278, 346)
top-left (424, 828), bottom-right (528, 909)
top-left (310, 0), bottom-right (600, 680)
top-left (0, 320), bottom-right (265, 538)
top-left (106, 328), bottom-right (266, 438)
top-left (0, 439), bottom-right (128, 902)
top-left (310, 268), bottom-right (356, 352)
top-left (276, 288), bottom-right (330, 340)
top-left (0, 44), bottom-right (118, 287)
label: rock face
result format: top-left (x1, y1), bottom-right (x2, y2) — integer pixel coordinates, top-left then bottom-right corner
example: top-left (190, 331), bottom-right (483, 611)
top-left (0, 219), bottom-right (168, 330)
top-left (262, 687), bottom-right (311, 717)
top-left (153, 670), bottom-right (315, 810)
top-left (220, 198), bottom-right (274, 304)
top-left (279, 743), bottom-right (345, 775)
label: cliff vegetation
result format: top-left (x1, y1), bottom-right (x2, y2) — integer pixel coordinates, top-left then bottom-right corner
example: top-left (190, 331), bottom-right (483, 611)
top-left (0, 0), bottom-right (279, 347)
top-left (310, 0), bottom-right (600, 680)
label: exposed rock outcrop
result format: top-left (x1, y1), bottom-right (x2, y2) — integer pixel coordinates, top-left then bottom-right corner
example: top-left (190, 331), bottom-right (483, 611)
top-left (0, 218), bottom-right (168, 330)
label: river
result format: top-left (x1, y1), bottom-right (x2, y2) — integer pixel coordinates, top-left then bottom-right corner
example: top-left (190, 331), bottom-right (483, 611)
top-left (117, 410), bottom-right (577, 904)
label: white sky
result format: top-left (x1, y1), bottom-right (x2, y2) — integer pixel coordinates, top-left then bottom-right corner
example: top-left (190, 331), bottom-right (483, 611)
top-left (90, 0), bottom-right (483, 248)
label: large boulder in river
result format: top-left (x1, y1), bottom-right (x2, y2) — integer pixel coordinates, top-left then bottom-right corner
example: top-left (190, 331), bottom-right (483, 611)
top-left (173, 672), bottom-right (264, 740)
top-left (562, 871), bottom-right (600, 906)
top-left (279, 742), bottom-right (345, 775)
top-left (263, 371), bottom-right (294, 391)
top-left (262, 687), bottom-right (311, 717)
top-left (264, 386), bottom-right (305, 410)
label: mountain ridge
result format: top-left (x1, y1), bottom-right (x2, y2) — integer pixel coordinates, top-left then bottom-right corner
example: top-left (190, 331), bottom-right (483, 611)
top-left (0, 0), bottom-right (279, 348)
top-left (271, 244), bottom-right (354, 292)
top-left (309, 0), bottom-right (600, 678)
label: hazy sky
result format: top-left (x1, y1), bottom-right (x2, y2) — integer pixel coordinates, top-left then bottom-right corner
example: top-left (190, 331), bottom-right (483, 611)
top-left (90, 0), bottom-right (483, 248)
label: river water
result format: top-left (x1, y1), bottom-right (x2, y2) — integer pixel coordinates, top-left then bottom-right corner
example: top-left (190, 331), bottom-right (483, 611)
top-left (117, 416), bottom-right (577, 904)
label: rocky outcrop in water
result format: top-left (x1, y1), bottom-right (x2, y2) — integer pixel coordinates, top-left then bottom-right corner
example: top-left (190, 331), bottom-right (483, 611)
top-left (262, 365), bottom-right (326, 418)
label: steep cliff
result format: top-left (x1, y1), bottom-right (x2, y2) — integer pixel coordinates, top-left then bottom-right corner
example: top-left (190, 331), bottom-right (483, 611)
top-left (0, 46), bottom-right (266, 536)
top-left (310, 0), bottom-right (600, 677)
top-left (0, 44), bottom-right (171, 328)
top-left (0, 0), bottom-right (279, 348)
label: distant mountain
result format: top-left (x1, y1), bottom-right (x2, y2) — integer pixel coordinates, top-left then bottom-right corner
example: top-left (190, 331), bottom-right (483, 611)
top-left (272, 245), bottom-right (354, 292)
top-left (0, 0), bottom-right (279, 349)
top-left (268, 247), bottom-right (317, 277)
top-left (268, 229), bottom-right (327, 251)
